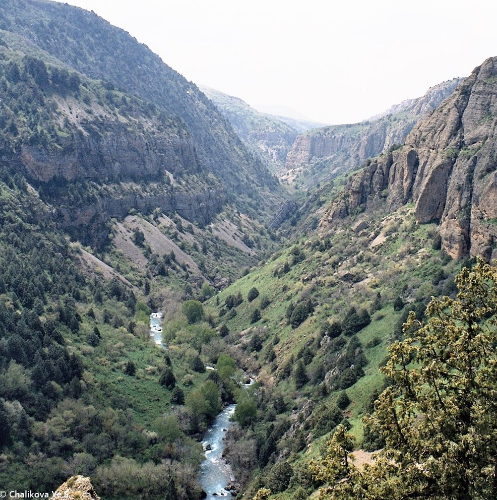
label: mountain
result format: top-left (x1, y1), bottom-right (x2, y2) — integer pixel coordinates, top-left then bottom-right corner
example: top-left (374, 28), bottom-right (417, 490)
top-left (2, 1), bottom-right (497, 498)
top-left (324, 56), bottom-right (497, 261)
top-left (0, 0), bottom-right (284, 246)
top-left (284, 78), bottom-right (463, 187)
top-left (200, 86), bottom-right (322, 174)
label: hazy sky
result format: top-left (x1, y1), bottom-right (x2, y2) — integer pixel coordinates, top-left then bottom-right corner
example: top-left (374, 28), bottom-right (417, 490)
top-left (53, 0), bottom-right (497, 124)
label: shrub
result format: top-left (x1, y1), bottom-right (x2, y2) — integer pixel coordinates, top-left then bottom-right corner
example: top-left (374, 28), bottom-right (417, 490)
top-left (250, 309), bottom-right (261, 324)
top-left (159, 368), bottom-right (176, 389)
top-left (123, 360), bottom-right (136, 376)
top-left (247, 287), bottom-right (260, 302)
top-left (182, 300), bottom-right (204, 324)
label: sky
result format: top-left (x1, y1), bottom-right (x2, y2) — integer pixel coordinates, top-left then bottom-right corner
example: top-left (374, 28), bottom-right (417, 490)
top-left (52, 0), bottom-right (497, 124)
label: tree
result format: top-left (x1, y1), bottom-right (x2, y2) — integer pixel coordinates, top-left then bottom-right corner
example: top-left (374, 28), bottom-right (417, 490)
top-left (159, 368), bottom-right (176, 389)
top-left (234, 398), bottom-right (257, 428)
top-left (310, 261), bottom-right (497, 500)
top-left (182, 300), bottom-right (204, 324)
top-left (123, 360), bottom-right (136, 376)
top-left (248, 287), bottom-right (260, 302)
top-left (132, 229), bottom-right (145, 247)
top-left (265, 461), bottom-right (294, 493)
top-left (191, 356), bottom-right (205, 373)
top-left (170, 386), bottom-right (185, 405)
top-left (294, 360), bottom-right (308, 389)
top-left (250, 308), bottom-right (261, 324)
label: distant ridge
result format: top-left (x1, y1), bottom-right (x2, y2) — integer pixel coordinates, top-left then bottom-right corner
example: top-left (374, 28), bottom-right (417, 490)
top-left (284, 78), bottom-right (464, 187)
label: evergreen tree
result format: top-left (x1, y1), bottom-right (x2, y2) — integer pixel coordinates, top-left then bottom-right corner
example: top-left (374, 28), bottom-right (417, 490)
top-left (159, 368), bottom-right (176, 389)
top-left (294, 360), bottom-right (308, 389)
top-left (170, 386), bottom-right (185, 405)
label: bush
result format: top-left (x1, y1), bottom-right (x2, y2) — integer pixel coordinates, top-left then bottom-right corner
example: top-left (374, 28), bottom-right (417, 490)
top-left (234, 399), bottom-right (257, 427)
top-left (123, 360), bottom-right (136, 376)
top-left (393, 296), bottom-right (405, 311)
top-left (260, 296), bottom-right (271, 309)
top-left (171, 386), bottom-right (185, 405)
top-left (247, 287), bottom-right (260, 302)
top-left (342, 307), bottom-right (371, 336)
top-left (191, 356), bottom-right (205, 373)
top-left (250, 309), bottom-right (261, 324)
top-left (265, 462), bottom-right (293, 493)
top-left (159, 368), bottom-right (176, 389)
top-left (336, 391), bottom-right (351, 410)
top-left (182, 300), bottom-right (204, 324)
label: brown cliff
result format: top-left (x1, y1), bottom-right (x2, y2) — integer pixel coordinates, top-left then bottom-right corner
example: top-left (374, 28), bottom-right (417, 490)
top-left (323, 57), bottom-right (497, 261)
top-left (285, 79), bottom-right (463, 186)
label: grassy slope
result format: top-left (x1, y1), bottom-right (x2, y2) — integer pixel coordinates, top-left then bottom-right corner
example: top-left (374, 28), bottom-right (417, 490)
top-left (203, 202), bottom-right (465, 497)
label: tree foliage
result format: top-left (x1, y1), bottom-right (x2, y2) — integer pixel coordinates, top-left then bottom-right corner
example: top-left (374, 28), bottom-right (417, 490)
top-left (181, 300), bottom-right (204, 324)
top-left (311, 260), bottom-right (497, 500)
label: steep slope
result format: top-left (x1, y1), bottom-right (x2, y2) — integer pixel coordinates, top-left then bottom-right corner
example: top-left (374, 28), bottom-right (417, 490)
top-left (285, 78), bottom-right (463, 187)
top-left (324, 56), bottom-right (497, 261)
top-left (0, 41), bottom-right (226, 245)
top-left (201, 86), bottom-right (322, 174)
top-left (0, 0), bottom-right (283, 217)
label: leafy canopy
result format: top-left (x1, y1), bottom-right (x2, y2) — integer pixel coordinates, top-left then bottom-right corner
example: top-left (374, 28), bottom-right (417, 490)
top-left (311, 260), bottom-right (497, 500)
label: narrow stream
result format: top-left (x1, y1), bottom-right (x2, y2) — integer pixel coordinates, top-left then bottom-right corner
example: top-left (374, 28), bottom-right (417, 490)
top-left (200, 404), bottom-right (236, 499)
top-left (150, 312), bottom-right (164, 346)
top-left (150, 313), bottom-right (240, 498)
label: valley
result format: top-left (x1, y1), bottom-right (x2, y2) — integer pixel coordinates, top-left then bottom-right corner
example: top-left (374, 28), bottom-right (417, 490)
top-left (1, 2), bottom-right (497, 500)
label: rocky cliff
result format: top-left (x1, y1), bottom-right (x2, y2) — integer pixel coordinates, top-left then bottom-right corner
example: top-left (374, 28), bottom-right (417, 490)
top-left (322, 57), bottom-right (497, 261)
top-left (0, 39), bottom-right (225, 245)
top-left (0, 0), bottom-right (281, 208)
top-left (285, 79), bottom-right (463, 186)
top-left (201, 86), bottom-right (321, 174)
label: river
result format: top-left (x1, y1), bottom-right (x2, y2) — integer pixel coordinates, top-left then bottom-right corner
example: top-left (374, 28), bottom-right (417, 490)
top-left (149, 312), bottom-right (238, 498)
top-left (200, 404), bottom-right (236, 499)
top-left (150, 311), bottom-right (164, 346)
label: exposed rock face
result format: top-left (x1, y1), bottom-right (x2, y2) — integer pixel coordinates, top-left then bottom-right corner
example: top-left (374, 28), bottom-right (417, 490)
top-left (323, 57), bottom-right (497, 260)
top-left (56, 188), bottom-right (225, 244)
top-left (51, 476), bottom-right (99, 500)
top-left (6, 117), bottom-right (223, 244)
top-left (200, 86), bottom-right (320, 173)
top-left (18, 123), bottom-right (200, 183)
top-left (4, 0), bottom-right (281, 203)
top-left (285, 79), bottom-right (463, 185)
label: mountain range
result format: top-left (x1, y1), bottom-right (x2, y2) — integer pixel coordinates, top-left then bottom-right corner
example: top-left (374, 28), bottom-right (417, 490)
top-left (1, 1), bottom-right (497, 499)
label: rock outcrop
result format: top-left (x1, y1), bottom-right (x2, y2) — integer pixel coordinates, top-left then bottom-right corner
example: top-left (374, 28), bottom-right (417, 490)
top-left (17, 123), bottom-right (200, 183)
top-left (51, 476), bottom-right (99, 500)
top-left (323, 57), bottom-right (497, 260)
top-left (285, 79), bottom-right (463, 185)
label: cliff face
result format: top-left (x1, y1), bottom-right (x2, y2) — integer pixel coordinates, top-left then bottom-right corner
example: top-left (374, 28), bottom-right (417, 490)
top-left (323, 57), bottom-right (497, 260)
top-left (200, 86), bottom-right (321, 174)
top-left (0, 0), bottom-right (281, 207)
top-left (17, 124), bottom-right (200, 183)
top-left (285, 79), bottom-right (463, 185)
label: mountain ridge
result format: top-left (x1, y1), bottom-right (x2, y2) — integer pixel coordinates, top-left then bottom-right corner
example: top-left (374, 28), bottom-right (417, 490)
top-left (0, 0), bottom-right (283, 221)
top-left (284, 77), bottom-right (464, 187)
top-left (323, 56), bottom-right (497, 260)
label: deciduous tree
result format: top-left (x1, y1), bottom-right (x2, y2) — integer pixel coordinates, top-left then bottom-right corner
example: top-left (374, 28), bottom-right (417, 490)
top-left (311, 260), bottom-right (497, 500)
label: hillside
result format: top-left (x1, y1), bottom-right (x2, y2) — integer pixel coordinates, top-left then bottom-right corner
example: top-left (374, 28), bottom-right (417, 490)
top-left (0, 0), bottom-right (285, 229)
top-left (190, 57), bottom-right (497, 500)
top-left (2, 2), bottom-right (497, 499)
top-left (284, 78), bottom-right (463, 188)
top-left (201, 86), bottom-right (323, 174)
top-left (324, 56), bottom-right (497, 261)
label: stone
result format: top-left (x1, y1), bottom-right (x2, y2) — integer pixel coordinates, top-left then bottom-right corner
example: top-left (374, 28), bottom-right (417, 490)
top-left (51, 476), bottom-right (99, 500)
